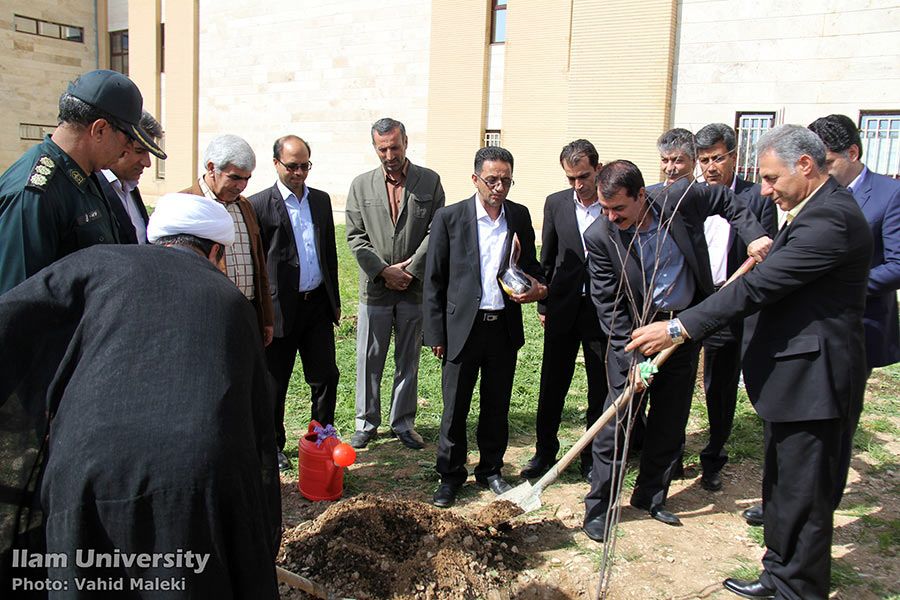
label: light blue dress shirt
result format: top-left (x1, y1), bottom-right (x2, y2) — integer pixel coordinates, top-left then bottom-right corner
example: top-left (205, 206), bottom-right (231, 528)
top-left (276, 180), bottom-right (323, 292)
top-left (631, 210), bottom-right (695, 312)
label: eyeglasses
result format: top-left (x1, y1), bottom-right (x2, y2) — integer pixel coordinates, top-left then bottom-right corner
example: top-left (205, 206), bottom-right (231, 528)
top-left (475, 173), bottom-right (514, 189)
top-left (276, 158), bottom-right (312, 173)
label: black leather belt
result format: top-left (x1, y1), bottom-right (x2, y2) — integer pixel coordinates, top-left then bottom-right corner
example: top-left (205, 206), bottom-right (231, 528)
top-left (652, 310), bottom-right (679, 322)
top-left (299, 286), bottom-right (322, 301)
top-left (478, 309), bottom-right (503, 322)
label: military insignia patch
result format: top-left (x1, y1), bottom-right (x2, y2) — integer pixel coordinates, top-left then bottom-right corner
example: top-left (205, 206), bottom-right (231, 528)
top-left (69, 170), bottom-right (86, 185)
top-left (25, 154), bottom-right (57, 192)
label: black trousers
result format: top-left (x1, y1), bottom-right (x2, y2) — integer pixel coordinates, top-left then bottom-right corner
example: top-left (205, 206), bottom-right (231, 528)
top-left (435, 312), bottom-right (517, 486)
top-left (535, 295), bottom-right (607, 471)
top-left (758, 417), bottom-right (844, 600)
top-left (265, 287), bottom-right (339, 451)
top-left (700, 321), bottom-right (743, 475)
top-left (584, 340), bottom-right (700, 521)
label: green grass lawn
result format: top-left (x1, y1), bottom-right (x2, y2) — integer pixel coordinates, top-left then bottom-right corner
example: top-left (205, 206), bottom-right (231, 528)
top-left (282, 224), bottom-right (763, 472)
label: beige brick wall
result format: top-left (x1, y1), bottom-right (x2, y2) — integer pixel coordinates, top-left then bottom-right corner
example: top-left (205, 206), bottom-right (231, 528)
top-left (194, 0), bottom-right (433, 210)
top-left (671, 0), bottom-right (900, 133)
top-left (0, 1), bottom-right (99, 170)
top-left (425, 1), bottom-right (491, 206)
top-left (501, 0), bottom-right (573, 225)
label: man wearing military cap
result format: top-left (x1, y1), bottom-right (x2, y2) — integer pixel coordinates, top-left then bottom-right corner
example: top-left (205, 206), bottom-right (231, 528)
top-left (0, 69), bottom-right (165, 295)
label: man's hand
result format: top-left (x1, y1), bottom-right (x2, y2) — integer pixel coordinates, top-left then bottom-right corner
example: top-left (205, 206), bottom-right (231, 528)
top-left (626, 321), bottom-right (676, 355)
top-left (431, 345), bottom-right (445, 359)
top-left (380, 258), bottom-right (414, 291)
top-left (538, 313), bottom-right (546, 328)
top-left (747, 236), bottom-right (773, 263)
top-left (263, 325), bottom-right (274, 347)
top-left (510, 274), bottom-right (547, 304)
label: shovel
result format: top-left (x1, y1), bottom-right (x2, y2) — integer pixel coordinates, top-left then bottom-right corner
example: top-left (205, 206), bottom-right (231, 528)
top-left (495, 257), bottom-right (757, 515)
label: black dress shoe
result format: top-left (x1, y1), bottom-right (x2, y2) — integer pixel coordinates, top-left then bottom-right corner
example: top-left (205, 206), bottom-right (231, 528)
top-left (349, 429), bottom-right (377, 449)
top-left (519, 454), bottom-right (553, 479)
top-left (649, 505), bottom-right (682, 526)
top-left (478, 474), bottom-right (512, 495)
top-left (742, 503), bottom-right (764, 526)
top-left (701, 470), bottom-right (723, 491)
top-left (722, 578), bottom-right (775, 599)
top-left (581, 514), bottom-right (607, 542)
top-left (277, 450), bottom-right (292, 472)
top-left (432, 482), bottom-right (460, 508)
top-left (393, 429), bottom-right (425, 450)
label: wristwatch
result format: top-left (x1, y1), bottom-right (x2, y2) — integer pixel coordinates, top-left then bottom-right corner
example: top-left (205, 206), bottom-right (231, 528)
top-left (667, 319), bottom-right (684, 345)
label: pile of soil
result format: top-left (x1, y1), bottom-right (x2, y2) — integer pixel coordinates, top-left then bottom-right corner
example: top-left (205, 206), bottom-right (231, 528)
top-left (278, 494), bottom-right (525, 599)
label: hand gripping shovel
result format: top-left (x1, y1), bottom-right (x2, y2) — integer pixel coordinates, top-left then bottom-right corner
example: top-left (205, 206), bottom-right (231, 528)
top-left (494, 257), bottom-right (757, 516)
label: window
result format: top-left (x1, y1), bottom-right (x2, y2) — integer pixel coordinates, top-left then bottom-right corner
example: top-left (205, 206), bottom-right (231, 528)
top-left (484, 130), bottom-right (501, 147)
top-left (156, 135), bottom-right (166, 181)
top-left (14, 15), bottom-right (83, 43)
top-left (110, 30), bottom-right (129, 75)
top-left (859, 111), bottom-right (900, 179)
top-left (734, 111), bottom-right (776, 182)
top-left (491, 0), bottom-right (507, 44)
top-left (19, 123), bottom-right (56, 141)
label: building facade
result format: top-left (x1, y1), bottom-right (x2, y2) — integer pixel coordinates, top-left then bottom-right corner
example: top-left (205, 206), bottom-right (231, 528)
top-left (3, 0), bottom-right (898, 226)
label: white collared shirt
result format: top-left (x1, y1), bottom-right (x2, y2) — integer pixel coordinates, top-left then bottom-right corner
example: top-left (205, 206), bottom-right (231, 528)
top-left (573, 190), bottom-right (602, 291)
top-left (475, 194), bottom-right (508, 310)
top-left (703, 176), bottom-right (736, 286)
top-left (101, 169), bottom-right (148, 244)
top-left (847, 165), bottom-right (868, 196)
top-left (276, 180), bottom-right (323, 292)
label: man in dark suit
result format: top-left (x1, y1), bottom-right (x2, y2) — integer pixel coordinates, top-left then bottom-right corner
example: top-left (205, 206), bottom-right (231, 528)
top-left (424, 146), bottom-right (547, 508)
top-left (249, 135), bottom-right (340, 472)
top-left (98, 111), bottom-right (162, 244)
top-left (693, 123), bottom-right (778, 492)
top-left (521, 139), bottom-right (606, 482)
top-left (580, 161), bottom-right (770, 541)
top-left (630, 125), bottom-right (873, 600)
top-left (808, 114), bottom-right (900, 507)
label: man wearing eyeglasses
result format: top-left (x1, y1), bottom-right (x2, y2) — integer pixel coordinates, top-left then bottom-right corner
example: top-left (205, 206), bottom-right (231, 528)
top-left (424, 146), bottom-right (547, 508)
top-left (183, 134), bottom-right (275, 350)
top-left (693, 123), bottom-right (777, 494)
top-left (345, 118), bottom-right (445, 451)
top-left (249, 135), bottom-right (341, 472)
top-left (0, 69), bottom-right (165, 295)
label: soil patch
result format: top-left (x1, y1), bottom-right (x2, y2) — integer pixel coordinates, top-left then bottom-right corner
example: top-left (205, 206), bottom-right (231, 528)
top-left (279, 494), bottom-right (526, 599)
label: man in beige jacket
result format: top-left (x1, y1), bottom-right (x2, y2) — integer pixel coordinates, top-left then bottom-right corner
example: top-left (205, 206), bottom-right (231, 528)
top-left (346, 118), bottom-right (445, 450)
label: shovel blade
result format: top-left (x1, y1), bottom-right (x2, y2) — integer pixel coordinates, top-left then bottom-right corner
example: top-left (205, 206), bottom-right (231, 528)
top-left (495, 481), bottom-right (542, 514)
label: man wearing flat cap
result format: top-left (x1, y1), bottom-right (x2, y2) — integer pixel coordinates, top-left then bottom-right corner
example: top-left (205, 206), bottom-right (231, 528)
top-left (0, 193), bottom-right (280, 597)
top-left (0, 69), bottom-right (166, 295)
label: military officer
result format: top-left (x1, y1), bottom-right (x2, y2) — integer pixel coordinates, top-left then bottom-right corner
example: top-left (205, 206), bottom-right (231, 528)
top-left (0, 69), bottom-right (165, 295)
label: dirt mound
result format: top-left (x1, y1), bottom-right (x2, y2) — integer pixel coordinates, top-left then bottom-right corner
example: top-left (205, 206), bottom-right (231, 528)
top-left (278, 494), bottom-right (525, 599)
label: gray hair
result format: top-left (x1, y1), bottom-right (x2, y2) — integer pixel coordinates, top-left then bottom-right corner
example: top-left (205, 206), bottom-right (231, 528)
top-left (756, 125), bottom-right (827, 172)
top-left (203, 134), bottom-right (256, 172)
top-left (657, 128), bottom-right (696, 160)
top-left (695, 123), bottom-right (736, 153)
top-left (139, 110), bottom-right (163, 141)
top-left (371, 118), bottom-right (406, 141)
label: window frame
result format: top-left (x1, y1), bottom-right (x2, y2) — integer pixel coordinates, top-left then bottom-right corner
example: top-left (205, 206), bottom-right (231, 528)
top-left (858, 110), bottom-right (900, 179)
top-left (734, 111), bottom-right (776, 183)
top-left (490, 0), bottom-right (507, 45)
top-left (14, 14), bottom-right (83, 43)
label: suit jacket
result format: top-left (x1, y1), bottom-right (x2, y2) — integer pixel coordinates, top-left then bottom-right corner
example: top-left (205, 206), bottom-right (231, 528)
top-left (584, 177), bottom-right (769, 390)
top-left (97, 174), bottom-right (150, 244)
top-left (248, 183), bottom-right (340, 337)
top-left (182, 181), bottom-right (275, 335)
top-left (853, 169), bottom-right (900, 368)
top-left (423, 196), bottom-right (545, 362)
top-left (679, 177), bottom-right (873, 422)
top-left (536, 189), bottom-right (597, 335)
top-left (724, 177), bottom-right (778, 273)
top-left (345, 161), bottom-right (445, 305)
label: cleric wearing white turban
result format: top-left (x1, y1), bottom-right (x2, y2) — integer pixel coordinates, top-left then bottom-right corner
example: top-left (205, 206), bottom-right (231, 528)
top-left (147, 192), bottom-right (235, 246)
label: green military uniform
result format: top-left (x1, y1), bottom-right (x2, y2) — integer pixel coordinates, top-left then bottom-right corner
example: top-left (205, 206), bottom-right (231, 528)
top-left (0, 135), bottom-right (120, 294)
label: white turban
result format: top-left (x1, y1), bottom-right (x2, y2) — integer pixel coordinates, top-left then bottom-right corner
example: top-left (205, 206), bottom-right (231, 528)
top-left (147, 193), bottom-right (235, 246)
